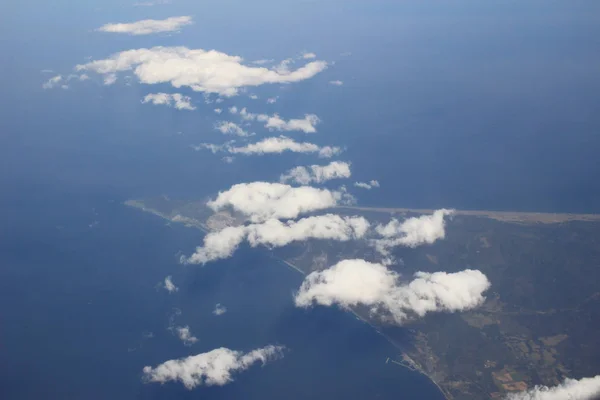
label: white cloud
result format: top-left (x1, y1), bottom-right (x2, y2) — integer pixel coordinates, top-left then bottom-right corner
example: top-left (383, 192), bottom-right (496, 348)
top-left (215, 121), bottom-right (252, 137)
top-left (505, 375), bottom-right (600, 400)
top-left (354, 180), bottom-right (380, 190)
top-left (228, 106), bottom-right (238, 114)
top-left (281, 161), bottom-right (351, 185)
top-left (42, 75), bottom-right (62, 89)
top-left (295, 259), bottom-right (490, 325)
top-left (67, 74), bottom-right (89, 81)
top-left (164, 276), bottom-right (178, 293)
top-left (222, 156), bottom-right (235, 163)
top-left (143, 345), bottom-right (285, 389)
top-left (226, 136), bottom-right (340, 158)
top-left (97, 16), bottom-right (192, 35)
top-left (302, 52), bottom-right (317, 59)
top-left (134, 0), bottom-right (172, 6)
top-left (214, 108), bottom-right (223, 114)
top-left (252, 59), bottom-right (274, 65)
top-left (76, 47), bottom-right (328, 96)
top-left (329, 80), bottom-right (344, 86)
top-left (103, 74), bottom-right (117, 86)
top-left (174, 326), bottom-right (198, 345)
top-left (207, 182), bottom-right (346, 223)
top-left (266, 97), bottom-right (278, 104)
top-left (142, 93), bottom-right (196, 110)
top-left (264, 114), bottom-right (320, 133)
top-left (213, 303), bottom-right (227, 316)
top-left (182, 214), bottom-right (369, 264)
top-left (373, 209), bottom-right (454, 254)
top-left (249, 94), bottom-right (258, 100)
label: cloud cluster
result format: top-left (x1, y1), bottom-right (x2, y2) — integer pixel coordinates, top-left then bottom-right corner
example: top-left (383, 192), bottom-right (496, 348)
top-left (207, 182), bottom-right (346, 222)
top-left (76, 47), bottom-right (327, 96)
top-left (164, 276), bottom-right (178, 293)
top-left (295, 259), bottom-right (490, 324)
top-left (195, 136), bottom-right (341, 158)
top-left (354, 180), bottom-right (380, 190)
top-left (142, 93), bottom-right (195, 110)
top-left (281, 161), bottom-right (351, 185)
top-left (96, 16), bottom-right (193, 35)
top-left (143, 345), bottom-right (285, 389)
top-left (174, 326), bottom-right (198, 345)
top-left (505, 375), bottom-right (600, 400)
top-left (182, 214), bottom-right (369, 265)
top-left (374, 209), bottom-right (454, 254)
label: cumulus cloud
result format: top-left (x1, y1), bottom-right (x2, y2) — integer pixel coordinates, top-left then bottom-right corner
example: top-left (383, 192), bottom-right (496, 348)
top-left (213, 303), bottom-right (227, 316)
top-left (207, 182), bottom-right (347, 223)
top-left (329, 80), bottom-right (344, 86)
top-left (295, 259), bottom-right (490, 324)
top-left (266, 97), bottom-right (278, 104)
top-left (354, 180), bottom-right (380, 190)
top-left (174, 326), bottom-right (198, 345)
top-left (302, 52), bottom-right (317, 59)
top-left (214, 108), bottom-right (223, 114)
top-left (164, 276), bottom-right (178, 293)
top-left (229, 136), bottom-right (340, 158)
top-left (103, 74), bottom-right (117, 86)
top-left (96, 16), bottom-right (192, 35)
top-left (374, 209), bottom-right (454, 254)
top-left (143, 345), bottom-right (285, 389)
top-left (142, 93), bottom-right (196, 110)
top-left (76, 47), bottom-right (328, 96)
top-left (182, 214), bottom-right (369, 265)
top-left (505, 375), bottom-right (600, 400)
top-left (281, 161), bottom-right (351, 185)
top-left (249, 94), bottom-right (258, 100)
top-left (228, 106), bottom-right (238, 114)
top-left (264, 114), bottom-right (320, 133)
top-left (215, 121), bottom-right (252, 137)
top-left (42, 75), bottom-right (62, 89)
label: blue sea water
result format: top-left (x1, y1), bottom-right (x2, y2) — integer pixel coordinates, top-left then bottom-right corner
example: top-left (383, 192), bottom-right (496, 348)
top-left (0, 186), bottom-right (444, 399)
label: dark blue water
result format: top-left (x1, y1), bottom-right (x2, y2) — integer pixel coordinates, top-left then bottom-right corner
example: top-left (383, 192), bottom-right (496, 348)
top-left (0, 186), bottom-right (444, 400)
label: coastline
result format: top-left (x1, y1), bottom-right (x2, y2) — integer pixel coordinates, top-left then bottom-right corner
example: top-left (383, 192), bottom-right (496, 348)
top-left (124, 200), bottom-right (451, 399)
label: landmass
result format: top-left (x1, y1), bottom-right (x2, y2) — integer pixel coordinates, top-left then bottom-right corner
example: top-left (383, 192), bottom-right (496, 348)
top-left (125, 198), bottom-right (600, 399)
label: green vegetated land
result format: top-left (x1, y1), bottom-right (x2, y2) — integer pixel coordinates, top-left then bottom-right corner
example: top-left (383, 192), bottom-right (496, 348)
top-left (126, 198), bottom-right (600, 400)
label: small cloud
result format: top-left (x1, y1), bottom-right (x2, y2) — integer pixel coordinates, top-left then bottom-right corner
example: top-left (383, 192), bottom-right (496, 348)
top-left (301, 52), bottom-right (317, 59)
top-left (164, 276), bottom-right (178, 293)
top-left (213, 303), bottom-right (227, 315)
top-left (252, 59), bottom-right (275, 65)
top-left (222, 156), bottom-right (235, 164)
top-left (103, 74), bottom-right (117, 86)
top-left (174, 326), bottom-right (198, 346)
top-left (264, 114), bottom-right (321, 133)
top-left (142, 345), bottom-right (285, 389)
top-left (96, 16), bottom-right (192, 35)
top-left (42, 75), bottom-right (63, 89)
top-left (249, 94), bottom-right (258, 100)
top-left (354, 180), bottom-right (379, 190)
top-left (142, 93), bottom-right (196, 110)
top-left (134, 0), bottom-right (172, 6)
top-left (281, 161), bottom-right (351, 185)
top-left (329, 80), bottom-right (344, 86)
top-left (215, 121), bottom-right (253, 137)
top-left (228, 106), bottom-right (238, 114)
top-left (505, 375), bottom-right (600, 400)
top-left (266, 97), bottom-right (278, 104)
top-left (214, 108), bottom-right (223, 114)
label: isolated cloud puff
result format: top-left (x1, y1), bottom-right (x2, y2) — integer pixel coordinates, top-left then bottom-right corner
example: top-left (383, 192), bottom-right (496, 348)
top-left (236, 109), bottom-right (320, 133)
top-left (164, 276), bottom-right (178, 293)
top-left (329, 80), bottom-right (344, 86)
top-left (182, 214), bottom-right (369, 264)
top-left (213, 303), bottom-right (227, 316)
top-left (295, 259), bottom-right (490, 324)
top-left (142, 93), bottom-right (195, 110)
top-left (354, 180), bottom-right (380, 190)
top-left (143, 345), bottom-right (285, 389)
top-left (207, 182), bottom-right (346, 223)
top-left (42, 75), bottom-right (63, 89)
top-left (505, 375), bottom-right (600, 400)
top-left (230, 136), bottom-right (340, 158)
top-left (76, 47), bottom-right (327, 96)
top-left (374, 209), bottom-right (454, 254)
top-left (281, 161), bottom-right (351, 185)
top-left (96, 16), bottom-right (193, 35)
top-left (174, 326), bottom-right (198, 346)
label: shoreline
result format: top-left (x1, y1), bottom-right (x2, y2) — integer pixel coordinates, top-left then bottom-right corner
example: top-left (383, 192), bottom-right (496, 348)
top-left (124, 200), bottom-right (451, 398)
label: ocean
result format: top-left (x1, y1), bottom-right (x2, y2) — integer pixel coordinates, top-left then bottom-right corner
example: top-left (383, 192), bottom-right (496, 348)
top-left (0, 184), bottom-right (445, 400)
